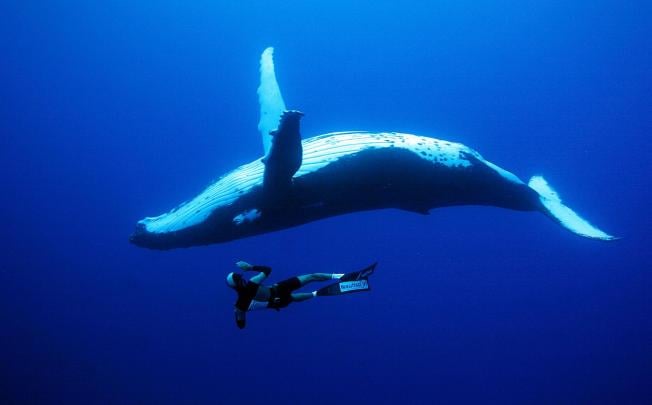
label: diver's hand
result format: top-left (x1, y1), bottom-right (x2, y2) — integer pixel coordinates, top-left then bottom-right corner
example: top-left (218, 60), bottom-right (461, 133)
top-left (236, 261), bottom-right (253, 271)
top-left (235, 308), bottom-right (246, 329)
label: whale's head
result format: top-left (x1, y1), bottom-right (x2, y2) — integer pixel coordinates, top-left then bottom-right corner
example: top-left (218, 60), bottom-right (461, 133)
top-left (130, 158), bottom-right (268, 249)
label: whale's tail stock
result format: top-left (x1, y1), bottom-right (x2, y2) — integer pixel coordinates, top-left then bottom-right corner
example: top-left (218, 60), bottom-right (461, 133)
top-left (528, 176), bottom-right (618, 241)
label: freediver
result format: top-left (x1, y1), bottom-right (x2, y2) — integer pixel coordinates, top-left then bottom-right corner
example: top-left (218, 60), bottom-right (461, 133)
top-left (225, 260), bottom-right (376, 329)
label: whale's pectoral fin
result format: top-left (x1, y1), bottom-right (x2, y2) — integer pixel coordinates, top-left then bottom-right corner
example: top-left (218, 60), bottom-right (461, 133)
top-left (257, 47), bottom-right (304, 200)
top-left (263, 110), bottom-right (304, 195)
top-left (258, 47), bottom-right (287, 155)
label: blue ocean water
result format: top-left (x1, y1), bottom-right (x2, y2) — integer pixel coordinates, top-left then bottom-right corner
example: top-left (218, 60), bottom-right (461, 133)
top-left (2, 1), bottom-right (650, 403)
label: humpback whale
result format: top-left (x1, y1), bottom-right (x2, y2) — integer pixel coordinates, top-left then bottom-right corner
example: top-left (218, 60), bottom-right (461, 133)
top-left (130, 47), bottom-right (615, 250)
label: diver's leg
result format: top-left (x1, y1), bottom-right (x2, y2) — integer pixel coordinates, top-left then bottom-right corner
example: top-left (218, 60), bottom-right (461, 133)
top-left (296, 273), bottom-right (330, 285)
top-left (296, 273), bottom-right (343, 286)
top-left (290, 292), bottom-right (314, 302)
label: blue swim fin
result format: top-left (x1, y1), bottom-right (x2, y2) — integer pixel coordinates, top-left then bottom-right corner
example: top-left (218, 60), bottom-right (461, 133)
top-left (315, 263), bottom-right (377, 296)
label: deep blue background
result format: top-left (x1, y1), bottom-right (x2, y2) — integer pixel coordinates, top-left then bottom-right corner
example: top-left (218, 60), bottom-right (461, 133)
top-left (1, 1), bottom-right (650, 403)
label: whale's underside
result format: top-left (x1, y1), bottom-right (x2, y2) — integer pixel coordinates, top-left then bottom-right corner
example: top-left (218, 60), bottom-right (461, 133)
top-left (130, 48), bottom-right (615, 250)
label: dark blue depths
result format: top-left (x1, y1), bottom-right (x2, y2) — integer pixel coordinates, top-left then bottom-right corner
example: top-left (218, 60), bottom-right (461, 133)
top-left (1, 1), bottom-right (650, 404)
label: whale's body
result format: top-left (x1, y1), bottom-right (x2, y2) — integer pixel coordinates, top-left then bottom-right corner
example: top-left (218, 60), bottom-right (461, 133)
top-left (130, 48), bottom-right (615, 250)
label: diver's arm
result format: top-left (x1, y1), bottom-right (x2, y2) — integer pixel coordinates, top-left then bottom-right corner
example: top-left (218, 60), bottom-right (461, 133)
top-left (236, 261), bottom-right (271, 284)
top-left (235, 308), bottom-right (246, 329)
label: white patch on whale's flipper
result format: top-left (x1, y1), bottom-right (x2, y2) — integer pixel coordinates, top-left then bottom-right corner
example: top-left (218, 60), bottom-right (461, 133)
top-left (233, 208), bottom-right (262, 226)
top-left (258, 47), bottom-right (286, 155)
top-left (528, 176), bottom-right (616, 240)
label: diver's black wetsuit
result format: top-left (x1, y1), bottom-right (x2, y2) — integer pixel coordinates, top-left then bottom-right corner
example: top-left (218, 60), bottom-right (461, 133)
top-left (267, 277), bottom-right (302, 309)
top-left (232, 266), bottom-right (303, 328)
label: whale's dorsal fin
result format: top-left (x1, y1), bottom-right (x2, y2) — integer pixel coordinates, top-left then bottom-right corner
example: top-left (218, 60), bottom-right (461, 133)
top-left (263, 110), bottom-right (304, 195)
top-left (258, 47), bottom-right (286, 155)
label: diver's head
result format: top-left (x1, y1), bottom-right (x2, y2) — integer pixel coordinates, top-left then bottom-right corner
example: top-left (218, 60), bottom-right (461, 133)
top-left (226, 272), bottom-right (243, 289)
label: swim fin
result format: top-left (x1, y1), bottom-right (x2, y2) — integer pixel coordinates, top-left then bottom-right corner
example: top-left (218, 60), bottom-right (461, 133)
top-left (315, 263), bottom-right (377, 296)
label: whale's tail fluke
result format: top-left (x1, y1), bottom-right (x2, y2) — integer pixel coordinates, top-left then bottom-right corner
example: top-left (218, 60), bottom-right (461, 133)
top-left (528, 176), bottom-right (617, 240)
